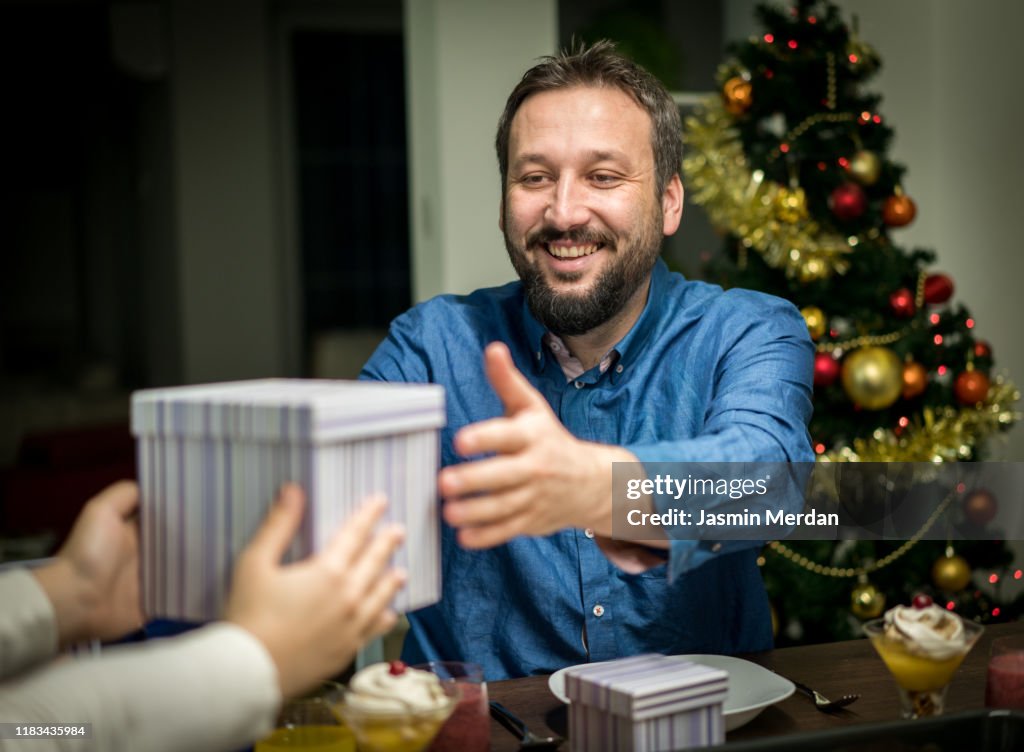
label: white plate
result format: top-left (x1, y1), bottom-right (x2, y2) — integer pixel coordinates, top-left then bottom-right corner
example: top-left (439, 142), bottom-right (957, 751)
top-left (547, 654), bottom-right (794, 732)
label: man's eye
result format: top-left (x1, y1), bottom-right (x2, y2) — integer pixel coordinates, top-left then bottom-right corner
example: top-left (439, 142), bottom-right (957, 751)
top-left (591, 173), bottom-right (621, 186)
top-left (520, 174), bottom-right (550, 186)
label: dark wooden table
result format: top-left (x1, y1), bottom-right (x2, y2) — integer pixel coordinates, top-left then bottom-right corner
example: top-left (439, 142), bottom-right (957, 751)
top-left (486, 620), bottom-right (1024, 750)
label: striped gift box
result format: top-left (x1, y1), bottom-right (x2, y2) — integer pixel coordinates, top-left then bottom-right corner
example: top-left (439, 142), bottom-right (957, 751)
top-left (131, 378), bottom-right (445, 622)
top-left (565, 654), bottom-right (728, 752)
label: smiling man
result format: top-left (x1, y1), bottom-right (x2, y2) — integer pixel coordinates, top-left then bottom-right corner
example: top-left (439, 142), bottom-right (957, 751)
top-left (361, 41), bottom-right (814, 680)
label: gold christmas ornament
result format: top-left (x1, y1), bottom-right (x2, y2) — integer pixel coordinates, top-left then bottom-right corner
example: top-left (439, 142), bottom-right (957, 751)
top-left (850, 581), bottom-right (886, 619)
top-left (847, 149), bottom-right (882, 185)
top-left (841, 347), bottom-right (903, 410)
top-left (722, 76), bottom-right (754, 115)
top-left (776, 186), bottom-right (809, 223)
top-left (801, 306), bottom-right (827, 341)
top-left (932, 552), bottom-right (971, 592)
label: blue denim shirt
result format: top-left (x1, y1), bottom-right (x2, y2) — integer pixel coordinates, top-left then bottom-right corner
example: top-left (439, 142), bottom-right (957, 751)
top-left (361, 259), bottom-right (814, 680)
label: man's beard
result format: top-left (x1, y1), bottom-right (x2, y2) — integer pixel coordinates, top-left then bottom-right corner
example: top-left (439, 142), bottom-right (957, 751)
top-left (503, 214), bottom-right (663, 337)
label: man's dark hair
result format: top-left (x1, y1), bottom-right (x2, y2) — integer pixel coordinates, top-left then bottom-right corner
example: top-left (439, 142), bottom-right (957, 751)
top-left (495, 39), bottom-right (682, 197)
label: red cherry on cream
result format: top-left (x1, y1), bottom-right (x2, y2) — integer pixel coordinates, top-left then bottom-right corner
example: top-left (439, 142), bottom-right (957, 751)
top-left (912, 594), bottom-right (933, 609)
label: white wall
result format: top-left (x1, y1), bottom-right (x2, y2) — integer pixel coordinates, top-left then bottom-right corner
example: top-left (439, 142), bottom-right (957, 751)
top-left (726, 0), bottom-right (1023, 459)
top-left (403, 0), bottom-right (558, 301)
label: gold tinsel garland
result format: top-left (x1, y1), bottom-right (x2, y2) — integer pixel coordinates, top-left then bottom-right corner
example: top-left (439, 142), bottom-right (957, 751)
top-left (682, 98), bottom-right (854, 282)
top-left (822, 377), bottom-right (1020, 463)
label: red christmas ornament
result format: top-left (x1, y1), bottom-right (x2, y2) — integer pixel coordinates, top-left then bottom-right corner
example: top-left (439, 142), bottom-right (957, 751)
top-left (814, 352), bottom-right (841, 387)
top-left (974, 340), bottom-right (992, 359)
top-left (829, 183), bottom-right (867, 221)
top-left (923, 273), bottom-right (954, 304)
top-left (889, 288), bottom-right (916, 318)
top-left (954, 369), bottom-right (991, 404)
top-left (963, 489), bottom-right (998, 526)
top-left (883, 194), bottom-right (917, 226)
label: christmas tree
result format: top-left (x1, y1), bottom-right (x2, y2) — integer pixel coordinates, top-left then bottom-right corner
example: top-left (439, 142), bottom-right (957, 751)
top-left (682, 0), bottom-right (1021, 643)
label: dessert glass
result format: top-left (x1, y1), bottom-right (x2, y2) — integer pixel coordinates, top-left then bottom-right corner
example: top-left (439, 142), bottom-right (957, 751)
top-left (254, 681), bottom-right (355, 751)
top-left (331, 682), bottom-right (460, 752)
top-left (864, 616), bottom-right (983, 718)
top-left (985, 635), bottom-right (1024, 709)
top-left (413, 661), bottom-right (489, 752)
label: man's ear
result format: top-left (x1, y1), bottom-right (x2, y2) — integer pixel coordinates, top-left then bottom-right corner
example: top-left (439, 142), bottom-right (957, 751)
top-left (661, 174), bottom-right (684, 236)
top-left (498, 195), bottom-right (505, 232)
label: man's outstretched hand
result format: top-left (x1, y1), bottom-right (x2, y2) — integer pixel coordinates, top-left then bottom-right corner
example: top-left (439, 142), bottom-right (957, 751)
top-left (438, 342), bottom-right (636, 549)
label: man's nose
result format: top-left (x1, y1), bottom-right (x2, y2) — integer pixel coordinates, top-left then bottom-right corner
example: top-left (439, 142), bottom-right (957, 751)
top-left (545, 177), bottom-right (591, 230)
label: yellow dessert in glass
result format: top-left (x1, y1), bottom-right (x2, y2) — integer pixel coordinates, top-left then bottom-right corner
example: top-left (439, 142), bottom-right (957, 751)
top-left (332, 662), bottom-right (459, 752)
top-left (254, 681), bottom-right (355, 751)
top-left (864, 595), bottom-right (983, 718)
top-left (254, 725), bottom-right (355, 752)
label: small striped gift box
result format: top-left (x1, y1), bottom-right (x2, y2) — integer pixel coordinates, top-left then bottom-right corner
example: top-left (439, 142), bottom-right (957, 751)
top-left (131, 378), bottom-right (445, 622)
top-left (565, 654), bottom-right (728, 752)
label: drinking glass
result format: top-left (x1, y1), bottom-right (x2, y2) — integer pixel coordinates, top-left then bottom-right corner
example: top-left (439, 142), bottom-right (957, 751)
top-left (986, 635), bottom-right (1024, 709)
top-left (414, 661), bottom-right (489, 752)
top-left (864, 616), bottom-right (983, 718)
top-left (254, 680), bottom-right (355, 751)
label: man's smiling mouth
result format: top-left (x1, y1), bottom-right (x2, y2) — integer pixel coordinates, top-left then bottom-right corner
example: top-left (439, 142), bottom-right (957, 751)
top-left (545, 243), bottom-right (602, 259)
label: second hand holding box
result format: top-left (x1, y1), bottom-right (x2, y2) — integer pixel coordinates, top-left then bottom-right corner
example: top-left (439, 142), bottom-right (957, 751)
top-left (131, 378), bottom-right (446, 622)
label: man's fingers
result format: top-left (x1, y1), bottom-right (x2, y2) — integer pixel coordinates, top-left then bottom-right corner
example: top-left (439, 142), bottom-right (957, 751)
top-left (485, 342), bottom-right (547, 416)
top-left (326, 494), bottom-right (388, 566)
top-left (438, 453), bottom-right (529, 498)
top-left (442, 486), bottom-right (528, 529)
top-left (451, 415), bottom-right (530, 458)
top-left (456, 516), bottom-right (524, 550)
top-left (93, 480), bottom-right (141, 519)
top-left (247, 483), bottom-right (306, 564)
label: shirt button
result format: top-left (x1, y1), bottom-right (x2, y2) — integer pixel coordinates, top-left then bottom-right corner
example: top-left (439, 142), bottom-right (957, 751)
top-left (574, 380), bottom-right (584, 389)
top-left (615, 364), bottom-right (624, 374)
top-left (584, 528), bottom-right (595, 539)
top-left (711, 543), bottom-right (723, 553)
top-left (593, 604), bottom-right (605, 617)
top-left (535, 351), bottom-right (542, 361)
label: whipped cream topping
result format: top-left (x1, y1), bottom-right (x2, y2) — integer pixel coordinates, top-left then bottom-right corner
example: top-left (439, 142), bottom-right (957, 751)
top-left (346, 663), bottom-right (449, 714)
top-left (883, 604), bottom-right (966, 660)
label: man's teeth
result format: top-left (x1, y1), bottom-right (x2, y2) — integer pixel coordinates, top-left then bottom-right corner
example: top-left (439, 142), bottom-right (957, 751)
top-left (547, 244), bottom-right (598, 259)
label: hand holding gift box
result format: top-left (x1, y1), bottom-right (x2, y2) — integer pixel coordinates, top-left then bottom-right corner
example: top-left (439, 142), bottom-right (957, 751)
top-left (131, 378), bottom-right (445, 622)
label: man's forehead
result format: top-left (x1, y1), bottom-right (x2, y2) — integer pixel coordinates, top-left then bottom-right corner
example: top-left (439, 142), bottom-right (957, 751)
top-left (512, 84), bottom-right (647, 124)
top-left (508, 85), bottom-right (654, 161)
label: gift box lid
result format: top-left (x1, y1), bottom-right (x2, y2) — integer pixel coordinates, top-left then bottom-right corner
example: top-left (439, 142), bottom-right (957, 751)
top-left (565, 654), bottom-right (728, 720)
top-left (132, 379), bottom-right (446, 443)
